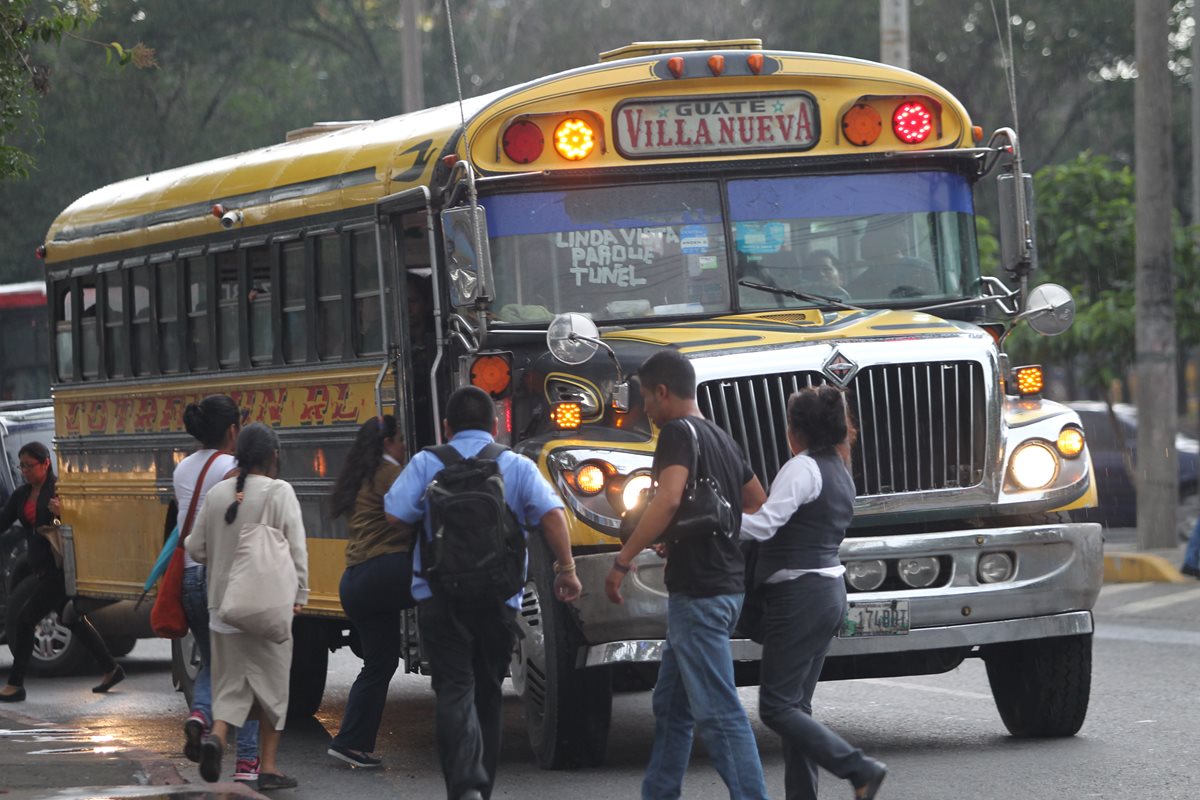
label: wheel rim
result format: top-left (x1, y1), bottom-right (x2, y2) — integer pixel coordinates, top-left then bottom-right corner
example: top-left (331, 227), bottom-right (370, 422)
top-left (510, 580), bottom-right (548, 722)
top-left (32, 612), bottom-right (72, 662)
top-left (181, 630), bottom-right (202, 681)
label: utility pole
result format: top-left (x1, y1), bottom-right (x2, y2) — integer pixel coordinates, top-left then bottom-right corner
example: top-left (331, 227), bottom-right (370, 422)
top-left (880, 0), bottom-right (909, 69)
top-left (1135, 0), bottom-right (1179, 549)
top-left (400, 0), bottom-right (424, 113)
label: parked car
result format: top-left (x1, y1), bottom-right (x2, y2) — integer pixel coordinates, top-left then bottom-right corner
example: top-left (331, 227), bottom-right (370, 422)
top-left (0, 402), bottom-right (140, 670)
top-left (1066, 401), bottom-right (1200, 531)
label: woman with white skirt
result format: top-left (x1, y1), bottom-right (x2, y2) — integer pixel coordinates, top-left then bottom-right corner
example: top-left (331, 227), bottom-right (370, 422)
top-left (186, 422), bottom-right (309, 791)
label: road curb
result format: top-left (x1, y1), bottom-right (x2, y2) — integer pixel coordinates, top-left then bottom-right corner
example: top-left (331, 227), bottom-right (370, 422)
top-left (1103, 551), bottom-right (1188, 583)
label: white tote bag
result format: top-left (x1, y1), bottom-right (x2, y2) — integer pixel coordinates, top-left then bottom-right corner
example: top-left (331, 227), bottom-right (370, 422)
top-left (217, 483), bottom-right (297, 644)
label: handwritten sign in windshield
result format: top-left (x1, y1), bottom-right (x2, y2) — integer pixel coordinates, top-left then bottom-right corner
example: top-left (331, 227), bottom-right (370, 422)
top-left (557, 226), bottom-right (682, 287)
top-left (615, 93), bottom-right (818, 158)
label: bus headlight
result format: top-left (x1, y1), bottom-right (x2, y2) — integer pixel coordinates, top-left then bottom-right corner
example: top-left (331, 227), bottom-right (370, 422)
top-left (978, 552), bottom-right (1015, 583)
top-left (1009, 441), bottom-right (1059, 490)
top-left (897, 557), bottom-right (939, 589)
top-left (845, 560), bottom-right (887, 592)
top-left (621, 472), bottom-right (654, 512)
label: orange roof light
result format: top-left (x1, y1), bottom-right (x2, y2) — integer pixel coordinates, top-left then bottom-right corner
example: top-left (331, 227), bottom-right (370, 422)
top-left (667, 56), bottom-right (685, 78)
top-left (470, 354), bottom-right (512, 398)
top-left (554, 118), bottom-right (596, 161)
top-left (892, 100), bottom-right (934, 144)
top-left (747, 53), bottom-right (764, 75)
top-left (551, 402), bottom-right (582, 430)
top-left (842, 103), bottom-right (882, 147)
top-left (1013, 365), bottom-right (1044, 397)
top-left (708, 55), bottom-right (725, 76)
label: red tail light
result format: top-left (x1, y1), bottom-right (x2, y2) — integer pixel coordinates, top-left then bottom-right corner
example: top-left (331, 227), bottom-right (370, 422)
top-left (502, 120), bottom-right (545, 164)
top-left (892, 101), bottom-right (933, 144)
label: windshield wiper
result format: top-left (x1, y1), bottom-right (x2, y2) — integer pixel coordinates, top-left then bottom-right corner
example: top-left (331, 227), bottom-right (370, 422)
top-left (737, 280), bottom-right (863, 312)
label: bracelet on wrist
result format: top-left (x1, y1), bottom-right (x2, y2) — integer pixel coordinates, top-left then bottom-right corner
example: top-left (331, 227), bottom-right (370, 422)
top-left (553, 560), bottom-right (576, 575)
top-left (612, 557), bottom-right (632, 574)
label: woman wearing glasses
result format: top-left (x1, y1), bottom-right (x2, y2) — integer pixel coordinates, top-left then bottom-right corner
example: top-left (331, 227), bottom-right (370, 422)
top-left (0, 442), bottom-right (124, 702)
top-left (176, 395), bottom-right (261, 786)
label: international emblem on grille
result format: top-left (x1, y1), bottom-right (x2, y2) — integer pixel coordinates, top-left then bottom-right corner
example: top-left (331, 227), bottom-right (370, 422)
top-left (822, 350), bottom-right (859, 387)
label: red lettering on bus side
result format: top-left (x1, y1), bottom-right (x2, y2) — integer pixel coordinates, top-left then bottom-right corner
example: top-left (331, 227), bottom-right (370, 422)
top-left (757, 117), bottom-right (775, 142)
top-left (159, 397), bottom-right (185, 431)
top-left (299, 386), bottom-right (329, 425)
top-left (796, 103), bottom-right (814, 142)
top-left (674, 119), bottom-right (694, 147)
top-left (330, 384), bottom-right (361, 423)
top-left (112, 397), bottom-right (134, 433)
top-left (259, 388), bottom-right (285, 427)
top-left (63, 402), bottom-right (83, 435)
top-left (719, 117), bottom-right (736, 144)
top-left (654, 120), bottom-right (674, 147)
top-left (133, 397), bottom-right (157, 432)
top-left (87, 401), bottom-right (107, 434)
top-left (775, 114), bottom-right (795, 141)
top-left (695, 118), bottom-right (713, 145)
top-left (737, 117), bottom-right (756, 144)
top-left (622, 108), bottom-right (644, 148)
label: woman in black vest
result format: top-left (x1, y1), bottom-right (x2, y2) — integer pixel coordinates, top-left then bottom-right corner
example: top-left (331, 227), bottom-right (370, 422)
top-left (0, 442), bottom-right (123, 702)
top-left (741, 386), bottom-right (886, 800)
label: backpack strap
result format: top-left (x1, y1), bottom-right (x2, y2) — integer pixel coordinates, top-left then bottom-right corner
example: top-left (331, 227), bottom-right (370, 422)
top-left (475, 442), bottom-right (509, 461)
top-left (427, 444), bottom-right (462, 468)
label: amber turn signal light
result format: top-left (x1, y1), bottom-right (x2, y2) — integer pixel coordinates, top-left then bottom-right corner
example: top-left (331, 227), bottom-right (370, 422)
top-left (551, 402), bottom-right (582, 430)
top-left (1012, 365), bottom-right (1044, 397)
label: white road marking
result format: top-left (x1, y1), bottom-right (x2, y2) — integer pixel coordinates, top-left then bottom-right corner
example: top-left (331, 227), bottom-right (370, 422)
top-left (861, 678), bottom-right (991, 700)
top-left (1110, 585), bottom-right (1200, 615)
top-left (1099, 582), bottom-right (1151, 597)
top-left (1095, 623), bottom-right (1200, 647)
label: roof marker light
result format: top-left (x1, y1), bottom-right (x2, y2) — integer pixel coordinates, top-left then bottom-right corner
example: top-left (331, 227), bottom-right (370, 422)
top-left (667, 56), bottom-right (684, 78)
top-left (708, 55), bottom-right (725, 76)
top-left (747, 53), bottom-right (764, 75)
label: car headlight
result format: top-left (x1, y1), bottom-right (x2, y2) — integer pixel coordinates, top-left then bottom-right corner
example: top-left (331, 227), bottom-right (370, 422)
top-left (1009, 441), bottom-right (1059, 490)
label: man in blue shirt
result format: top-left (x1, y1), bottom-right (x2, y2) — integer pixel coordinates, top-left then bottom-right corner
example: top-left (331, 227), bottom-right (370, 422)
top-left (385, 386), bottom-right (581, 800)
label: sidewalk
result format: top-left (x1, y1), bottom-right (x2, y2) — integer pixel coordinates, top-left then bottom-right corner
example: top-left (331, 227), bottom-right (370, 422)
top-left (0, 706), bottom-right (261, 800)
top-left (1102, 526), bottom-right (1191, 583)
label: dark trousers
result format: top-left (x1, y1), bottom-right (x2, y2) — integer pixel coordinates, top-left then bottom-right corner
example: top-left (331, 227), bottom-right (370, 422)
top-left (333, 551), bottom-right (415, 753)
top-left (8, 569), bottom-right (115, 687)
top-left (758, 574), bottom-right (872, 800)
top-left (417, 595), bottom-right (517, 800)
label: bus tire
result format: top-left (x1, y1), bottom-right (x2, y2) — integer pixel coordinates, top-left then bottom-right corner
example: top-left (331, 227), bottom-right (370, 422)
top-left (287, 616), bottom-right (329, 722)
top-left (511, 535), bottom-right (612, 770)
top-left (984, 633), bottom-right (1092, 737)
top-left (171, 630), bottom-right (203, 705)
top-left (5, 573), bottom-right (94, 676)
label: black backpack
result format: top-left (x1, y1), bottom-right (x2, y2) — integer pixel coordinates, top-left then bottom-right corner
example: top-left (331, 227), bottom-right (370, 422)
top-left (420, 442), bottom-right (527, 604)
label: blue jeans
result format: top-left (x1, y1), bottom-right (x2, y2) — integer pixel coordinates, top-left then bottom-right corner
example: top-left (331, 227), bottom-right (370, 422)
top-left (182, 565), bottom-right (259, 761)
top-left (1185, 517), bottom-right (1200, 570)
top-left (642, 593), bottom-right (768, 800)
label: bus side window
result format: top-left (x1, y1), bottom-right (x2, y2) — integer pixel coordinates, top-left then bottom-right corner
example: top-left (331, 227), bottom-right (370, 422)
top-left (186, 257), bottom-right (209, 370)
top-left (80, 283), bottom-right (98, 379)
top-left (352, 229), bottom-right (383, 355)
top-left (317, 235), bottom-right (344, 360)
top-left (102, 271), bottom-right (126, 378)
top-left (159, 261), bottom-right (181, 373)
top-left (216, 252), bottom-right (239, 368)
top-left (248, 246), bottom-right (272, 366)
top-left (131, 265), bottom-right (152, 376)
top-left (282, 241), bottom-right (306, 363)
top-left (55, 283), bottom-right (74, 382)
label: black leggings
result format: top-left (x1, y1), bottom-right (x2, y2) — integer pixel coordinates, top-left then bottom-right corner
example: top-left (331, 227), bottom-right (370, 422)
top-left (7, 569), bottom-right (116, 687)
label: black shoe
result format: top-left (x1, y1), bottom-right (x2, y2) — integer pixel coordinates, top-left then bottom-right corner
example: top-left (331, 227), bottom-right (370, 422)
top-left (327, 742), bottom-right (382, 768)
top-left (0, 686), bottom-right (25, 703)
top-left (459, 791), bottom-right (484, 800)
top-left (258, 772), bottom-right (299, 791)
top-left (1181, 564), bottom-right (1200, 578)
top-left (183, 712), bottom-right (207, 763)
top-left (199, 734), bottom-right (223, 783)
top-left (92, 665), bottom-right (125, 693)
top-left (854, 759), bottom-right (887, 800)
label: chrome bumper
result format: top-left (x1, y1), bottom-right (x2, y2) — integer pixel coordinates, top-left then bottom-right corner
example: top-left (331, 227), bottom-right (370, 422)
top-left (579, 610), bottom-right (1094, 667)
top-left (571, 520), bottom-right (1103, 661)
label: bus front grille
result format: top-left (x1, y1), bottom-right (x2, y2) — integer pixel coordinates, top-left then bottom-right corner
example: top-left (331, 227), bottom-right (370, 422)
top-left (697, 361), bottom-right (987, 496)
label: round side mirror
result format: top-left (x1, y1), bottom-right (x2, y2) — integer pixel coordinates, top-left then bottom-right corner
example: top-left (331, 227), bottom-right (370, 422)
top-left (547, 313), bottom-right (601, 364)
top-left (1023, 283), bottom-right (1075, 336)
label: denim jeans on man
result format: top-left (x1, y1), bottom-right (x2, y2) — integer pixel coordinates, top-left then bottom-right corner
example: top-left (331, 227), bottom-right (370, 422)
top-left (1184, 517), bottom-right (1200, 572)
top-left (642, 592), bottom-right (768, 800)
top-left (181, 564), bottom-right (259, 760)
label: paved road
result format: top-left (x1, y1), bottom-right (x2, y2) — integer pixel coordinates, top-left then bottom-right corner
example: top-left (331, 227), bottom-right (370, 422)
top-left (2, 578), bottom-right (1198, 799)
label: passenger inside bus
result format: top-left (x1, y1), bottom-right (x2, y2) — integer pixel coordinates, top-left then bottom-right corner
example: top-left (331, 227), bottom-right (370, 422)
top-left (846, 219), bottom-right (938, 300)
top-left (799, 249), bottom-right (851, 301)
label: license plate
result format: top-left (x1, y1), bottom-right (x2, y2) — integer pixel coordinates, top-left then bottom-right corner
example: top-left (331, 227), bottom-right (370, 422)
top-left (839, 600), bottom-right (911, 638)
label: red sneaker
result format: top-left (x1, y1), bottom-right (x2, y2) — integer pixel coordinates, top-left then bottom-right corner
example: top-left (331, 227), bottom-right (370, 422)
top-left (182, 711), bottom-right (209, 763)
top-left (233, 756), bottom-right (261, 783)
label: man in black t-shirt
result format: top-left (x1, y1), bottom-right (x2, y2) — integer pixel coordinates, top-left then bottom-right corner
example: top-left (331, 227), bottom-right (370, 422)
top-left (605, 348), bottom-right (769, 800)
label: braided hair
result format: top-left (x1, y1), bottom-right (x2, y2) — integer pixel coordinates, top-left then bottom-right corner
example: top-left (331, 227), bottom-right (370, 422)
top-left (224, 422), bottom-right (281, 524)
top-left (786, 384), bottom-right (853, 456)
top-left (330, 415), bottom-right (397, 519)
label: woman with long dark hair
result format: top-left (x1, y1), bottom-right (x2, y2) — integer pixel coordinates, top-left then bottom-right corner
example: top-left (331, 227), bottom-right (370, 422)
top-left (326, 415), bottom-right (413, 769)
top-left (741, 386), bottom-right (887, 800)
top-left (186, 423), bottom-right (308, 790)
top-left (0, 442), bottom-right (123, 702)
top-left (176, 395), bottom-right (260, 784)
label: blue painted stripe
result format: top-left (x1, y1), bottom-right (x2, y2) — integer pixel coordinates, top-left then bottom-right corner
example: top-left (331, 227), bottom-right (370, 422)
top-left (726, 171), bottom-right (973, 220)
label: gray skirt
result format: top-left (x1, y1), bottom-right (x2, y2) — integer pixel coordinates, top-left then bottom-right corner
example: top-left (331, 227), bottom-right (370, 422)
top-left (210, 629), bottom-right (292, 731)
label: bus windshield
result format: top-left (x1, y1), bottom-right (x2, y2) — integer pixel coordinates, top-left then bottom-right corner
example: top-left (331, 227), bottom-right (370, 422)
top-left (483, 170), bottom-right (979, 324)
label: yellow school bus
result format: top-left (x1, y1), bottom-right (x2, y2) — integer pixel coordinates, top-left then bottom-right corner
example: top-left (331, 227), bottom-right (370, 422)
top-left (42, 39), bottom-right (1100, 764)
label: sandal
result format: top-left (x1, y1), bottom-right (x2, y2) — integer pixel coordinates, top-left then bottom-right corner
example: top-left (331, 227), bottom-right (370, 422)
top-left (258, 772), bottom-right (299, 791)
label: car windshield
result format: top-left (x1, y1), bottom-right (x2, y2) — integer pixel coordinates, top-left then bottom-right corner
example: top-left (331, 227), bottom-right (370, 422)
top-left (481, 170), bottom-right (979, 324)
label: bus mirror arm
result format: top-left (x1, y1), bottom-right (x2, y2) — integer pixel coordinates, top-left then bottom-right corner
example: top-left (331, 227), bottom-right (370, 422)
top-left (567, 333), bottom-right (631, 412)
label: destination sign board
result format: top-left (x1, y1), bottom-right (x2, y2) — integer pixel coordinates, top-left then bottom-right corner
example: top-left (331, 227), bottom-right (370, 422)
top-left (614, 93), bottom-right (818, 158)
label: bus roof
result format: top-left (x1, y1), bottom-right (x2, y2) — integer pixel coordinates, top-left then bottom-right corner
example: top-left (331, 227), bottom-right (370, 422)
top-left (44, 45), bottom-right (972, 266)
